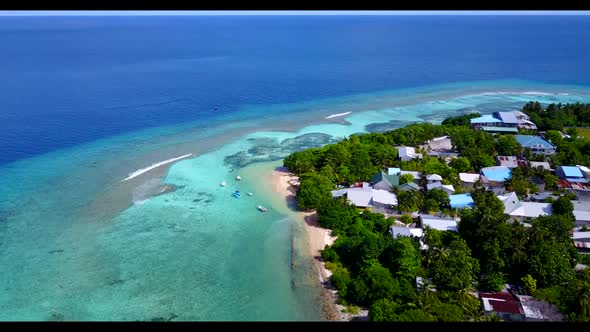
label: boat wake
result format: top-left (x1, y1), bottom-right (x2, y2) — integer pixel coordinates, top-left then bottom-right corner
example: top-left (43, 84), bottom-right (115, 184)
top-left (122, 153), bottom-right (193, 182)
top-left (325, 111), bottom-right (352, 119)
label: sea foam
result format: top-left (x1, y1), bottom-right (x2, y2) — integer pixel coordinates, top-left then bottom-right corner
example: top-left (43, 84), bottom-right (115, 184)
top-left (122, 153), bottom-right (192, 182)
top-left (325, 111), bottom-right (352, 119)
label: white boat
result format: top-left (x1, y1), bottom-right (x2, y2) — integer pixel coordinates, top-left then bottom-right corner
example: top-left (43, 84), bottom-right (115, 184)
top-left (257, 205), bottom-right (268, 212)
top-left (220, 181), bottom-right (226, 187)
top-left (236, 175), bottom-right (242, 181)
top-left (247, 192), bottom-right (253, 196)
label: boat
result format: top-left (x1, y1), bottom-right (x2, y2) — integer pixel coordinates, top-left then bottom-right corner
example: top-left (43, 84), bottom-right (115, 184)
top-left (257, 205), bottom-right (268, 212)
top-left (220, 181), bottom-right (226, 187)
top-left (236, 175), bottom-right (242, 181)
top-left (233, 190), bottom-right (241, 198)
top-left (247, 192), bottom-right (253, 196)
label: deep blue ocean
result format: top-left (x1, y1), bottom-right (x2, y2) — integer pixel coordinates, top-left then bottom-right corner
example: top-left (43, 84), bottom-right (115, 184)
top-left (2, 15), bottom-right (590, 165)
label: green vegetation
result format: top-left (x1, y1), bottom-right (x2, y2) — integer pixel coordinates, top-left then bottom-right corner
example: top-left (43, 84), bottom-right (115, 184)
top-left (283, 104), bottom-right (590, 321)
top-left (575, 127), bottom-right (590, 140)
top-left (399, 173), bottom-right (414, 185)
top-left (522, 101), bottom-right (590, 131)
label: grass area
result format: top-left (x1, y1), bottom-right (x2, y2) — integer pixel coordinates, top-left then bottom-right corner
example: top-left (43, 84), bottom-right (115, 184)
top-left (342, 305), bottom-right (361, 315)
top-left (576, 127), bottom-right (590, 140)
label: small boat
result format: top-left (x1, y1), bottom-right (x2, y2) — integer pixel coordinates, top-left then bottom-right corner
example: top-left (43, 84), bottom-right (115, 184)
top-left (233, 190), bottom-right (241, 198)
top-left (220, 181), bottom-right (226, 187)
top-left (236, 175), bottom-right (242, 181)
top-left (247, 192), bottom-right (253, 196)
top-left (257, 205), bottom-right (268, 212)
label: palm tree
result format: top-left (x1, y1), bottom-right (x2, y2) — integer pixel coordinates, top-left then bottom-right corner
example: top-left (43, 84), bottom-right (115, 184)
top-left (479, 207), bottom-right (498, 226)
top-left (456, 288), bottom-right (482, 321)
top-left (431, 246), bottom-right (451, 263)
top-left (578, 283), bottom-right (590, 319)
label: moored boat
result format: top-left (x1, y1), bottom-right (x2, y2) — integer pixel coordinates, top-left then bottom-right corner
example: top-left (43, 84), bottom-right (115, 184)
top-left (220, 181), bottom-right (226, 187)
top-left (233, 190), bottom-right (241, 198)
top-left (257, 205), bottom-right (268, 212)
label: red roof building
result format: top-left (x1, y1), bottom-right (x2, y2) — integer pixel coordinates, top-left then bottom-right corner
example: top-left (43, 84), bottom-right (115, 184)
top-left (479, 292), bottom-right (524, 321)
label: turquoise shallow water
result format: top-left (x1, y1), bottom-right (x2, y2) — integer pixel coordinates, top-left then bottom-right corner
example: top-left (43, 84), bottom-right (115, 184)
top-left (2, 80), bottom-right (590, 320)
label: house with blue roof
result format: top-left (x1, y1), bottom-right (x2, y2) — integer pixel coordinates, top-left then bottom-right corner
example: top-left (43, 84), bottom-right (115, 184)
top-left (388, 167), bottom-right (401, 176)
top-left (480, 166), bottom-right (512, 194)
top-left (470, 112), bottom-right (519, 133)
top-left (449, 193), bottom-right (476, 209)
top-left (470, 111), bottom-right (538, 133)
top-left (515, 135), bottom-right (557, 156)
top-left (556, 166), bottom-right (588, 183)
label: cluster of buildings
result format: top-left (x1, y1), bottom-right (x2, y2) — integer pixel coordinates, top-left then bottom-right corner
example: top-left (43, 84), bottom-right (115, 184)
top-left (323, 109), bottom-right (590, 321)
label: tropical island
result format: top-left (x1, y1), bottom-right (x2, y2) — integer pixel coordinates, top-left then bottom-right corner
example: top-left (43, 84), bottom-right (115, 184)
top-left (281, 101), bottom-right (590, 322)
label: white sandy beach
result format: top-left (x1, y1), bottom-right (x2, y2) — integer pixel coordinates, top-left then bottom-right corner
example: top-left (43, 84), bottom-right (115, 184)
top-left (266, 166), bottom-right (359, 321)
top-left (269, 166), bottom-right (337, 280)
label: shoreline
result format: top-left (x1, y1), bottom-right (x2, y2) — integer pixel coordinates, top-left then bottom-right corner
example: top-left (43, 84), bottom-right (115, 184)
top-left (268, 165), bottom-right (372, 321)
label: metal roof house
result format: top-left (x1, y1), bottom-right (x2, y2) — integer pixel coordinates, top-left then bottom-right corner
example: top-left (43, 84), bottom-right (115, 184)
top-left (333, 186), bottom-right (398, 209)
top-left (496, 111), bottom-right (519, 125)
top-left (470, 111), bottom-right (538, 132)
top-left (497, 156), bottom-right (519, 169)
top-left (516, 295), bottom-right (564, 321)
top-left (556, 166), bottom-right (588, 183)
top-left (346, 188), bottom-right (373, 207)
top-left (427, 182), bottom-right (456, 195)
top-left (419, 214), bottom-right (458, 232)
top-left (479, 292), bottom-right (524, 321)
top-left (387, 167), bottom-right (401, 176)
top-left (573, 231), bottom-right (590, 251)
top-left (573, 200), bottom-right (590, 226)
top-left (397, 146), bottom-right (423, 162)
top-left (578, 165), bottom-right (590, 180)
top-left (481, 166), bottom-right (512, 183)
top-left (481, 166), bottom-right (511, 194)
top-left (372, 171), bottom-right (400, 191)
top-left (459, 173), bottom-right (481, 191)
top-left (497, 192), bottom-right (553, 221)
top-left (470, 112), bottom-right (519, 133)
top-left (515, 135), bottom-right (557, 156)
top-left (425, 174), bottom-right (443, 183)
top-left (372, 189), bottom-right (398, 206)
top-left (529, 161), bottom-right (553, 172)
top-left (389, 226), bottom-right (427, 250)
top-left (398, 182), bottom-right (421, 192)
top-left (449, 193), bottom-right (475, 209)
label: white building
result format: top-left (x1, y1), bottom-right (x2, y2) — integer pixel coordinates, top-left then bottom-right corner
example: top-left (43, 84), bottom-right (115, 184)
top-left (397, 146), bottom-right (423, 162)
top-left (497, 192), bottom-right (553, 221)
top-left (419, 214), bottom-right (458, 232)
top-left (389, 226), bottom-right (427, 250)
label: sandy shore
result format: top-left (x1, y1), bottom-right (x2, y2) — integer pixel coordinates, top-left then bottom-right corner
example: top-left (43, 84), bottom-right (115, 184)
top-left (269, 167), bottom-right (337, 277)
top-left (268, 166), bottom-right (353, 321)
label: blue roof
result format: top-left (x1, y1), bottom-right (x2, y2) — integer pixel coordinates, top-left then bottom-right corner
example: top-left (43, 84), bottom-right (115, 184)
top-left (481, 166), bottom-right (512, 182)
top-left (515, 135), bottom-right (556, 149)
top-left (449, 193), bottom-right (475, 209)
top-left (388, 167), bottom-right (401, 176)
top-left (561, 166), bottom-right (584, 178)
top-left (496, 111), bottom-right (518, 124)
top-left (470, 115), bottom-right (502, 124)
